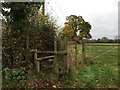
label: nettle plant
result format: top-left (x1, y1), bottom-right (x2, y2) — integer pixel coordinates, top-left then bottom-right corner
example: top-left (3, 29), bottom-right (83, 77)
top-left (3, 67), bottom-right (26, 88)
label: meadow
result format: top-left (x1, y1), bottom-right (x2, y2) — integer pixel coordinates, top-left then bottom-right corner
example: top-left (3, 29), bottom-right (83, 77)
top-left (69, 43), bottom-right (118, 65)
top-left (79, 43), bottom-right (118, 65)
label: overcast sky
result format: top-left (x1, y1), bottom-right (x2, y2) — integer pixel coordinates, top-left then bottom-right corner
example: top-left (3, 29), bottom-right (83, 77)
top-left (45, 0), bottom-right (119, 39)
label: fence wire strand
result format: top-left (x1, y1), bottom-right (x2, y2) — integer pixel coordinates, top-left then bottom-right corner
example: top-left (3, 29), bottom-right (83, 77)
top-left (88, 46), bottom-right (118, 60)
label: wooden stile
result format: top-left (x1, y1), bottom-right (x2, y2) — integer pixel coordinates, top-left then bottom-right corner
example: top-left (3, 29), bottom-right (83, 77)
top-left (31, 37), bottom-right (68, 73)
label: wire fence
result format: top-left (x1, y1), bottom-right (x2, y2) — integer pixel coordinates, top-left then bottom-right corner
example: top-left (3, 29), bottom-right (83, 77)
top-left (85, 43), bottom-right (118, 65)
top-left (68, 42), bottom-right (118, 65)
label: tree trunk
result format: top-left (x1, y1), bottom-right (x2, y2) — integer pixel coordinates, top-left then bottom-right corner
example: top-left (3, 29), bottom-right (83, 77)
top-left (82, 39), bottom-right (86, 63)
top-left (75, 40), bottom-right (77, 68)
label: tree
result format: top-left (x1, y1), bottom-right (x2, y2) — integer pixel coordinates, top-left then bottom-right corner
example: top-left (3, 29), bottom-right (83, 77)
top-left (63, 24), bottom-right (74, 40)
top-left (63, 15), bottom-right (83, 64)
top-left (79, 21), bottom-right (92, 63)
top-left (100, 37), bottom-right (109, 43)
top-left (114, 35), bottom-right (120, 43)
top-left (63, 15), bottom-right (92, 67)
top-left (2, 2), bottom-right (56, 68)
top-left (2, 2), bottom-right (42, 68)
top-left (29, 14), bottom-right (56, 51)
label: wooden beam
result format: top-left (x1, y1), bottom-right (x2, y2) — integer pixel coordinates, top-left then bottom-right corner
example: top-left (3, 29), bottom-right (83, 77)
top-left (31, 50), bottom-right (67, 55)
top-left (36, 56), bottom-right (55, 61)
top-left (37, 51), bottom-right (67, 54)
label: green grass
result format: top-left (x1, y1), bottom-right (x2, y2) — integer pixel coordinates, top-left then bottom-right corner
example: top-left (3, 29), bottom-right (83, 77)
top-left (77, 43), bottom-right (118, 65)
top-left (25, 43), bottom-right (119, 88)
top-left (76, 64), bottom-right (119, 88)
top-left (67, 43), bottom-right (119, 88)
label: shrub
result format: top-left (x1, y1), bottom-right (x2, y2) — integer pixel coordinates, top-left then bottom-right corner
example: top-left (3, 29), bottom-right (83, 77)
top-left (3, 67), bottom-right (26, 88)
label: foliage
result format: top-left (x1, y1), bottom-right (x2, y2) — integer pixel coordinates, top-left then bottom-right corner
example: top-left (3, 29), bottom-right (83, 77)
top-left (2, 67), bottom-right (26, 88)
top-left (99, 37), bottom-right (109, 43)
top-left (2, 2), bottom-right (41, 22)
top-left (63, 15), bottom-right (92, 40)
top-left (63, 25), bottom-right (74, 40)
top-left (86, 38), bottom-right (118, 43)
top-left (63, 15), bottom-right (92, 65)
top-left (23, 64), bottom-right (119, 88)
top-left (29, 14), bottom-right (56, 51)
top-left (25, 70), bottom-right (61, 88)
top-left (4, 64), bottom-right (118, 88)
top-left (77, 64), bottom-right (119, 88)
top-left (2, 2), bottom-right (41, 67)
top-left (2, 2), bottom-right (57, 68)
top-left (114, 35), bottom-right (120, 40)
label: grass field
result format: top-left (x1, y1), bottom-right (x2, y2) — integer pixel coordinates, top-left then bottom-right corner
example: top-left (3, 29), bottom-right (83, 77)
top-left (67, 43), bottom-right (119, 88)
top-left (84, 43), bottom-right (118, 65)
top-left (69, 43), bottom-right (118, 65)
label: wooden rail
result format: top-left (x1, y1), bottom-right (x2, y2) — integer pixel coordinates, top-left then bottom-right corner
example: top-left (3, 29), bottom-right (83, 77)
top-left (31, 49), bottom-right (67, 55)
top-left (31, 37), bottom-right (68, 73)
top-left (36, 56), bottom-right (55, 61)
top-left (32, 49), bottom-right (67, 72)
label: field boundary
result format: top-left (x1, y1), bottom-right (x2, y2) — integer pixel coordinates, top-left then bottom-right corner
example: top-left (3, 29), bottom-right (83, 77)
top-left (91, 46), bottom-right (118, 60)
top-left (86, 43), bottom-right (119, 46)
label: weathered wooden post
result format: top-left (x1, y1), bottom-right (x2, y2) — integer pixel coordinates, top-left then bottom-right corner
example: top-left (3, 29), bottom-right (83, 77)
top-left (67, 41), bottom-right (76, 76)
top-left (82, 39), bottom-right (86, 63)
top-left (57, 36), bottom-right (68, 76)
top-left (57, 37), bottom-right (62, 76)
top-left (37, 61), bottom-right (40, 73)
top-left (63, 37), bottom-right (68, 73)
top-left (34, 49), bottom-right (40, 72)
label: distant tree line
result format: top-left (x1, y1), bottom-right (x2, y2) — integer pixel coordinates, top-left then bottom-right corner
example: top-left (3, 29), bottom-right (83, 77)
top-left (85, 37), bottom-right (120, 43)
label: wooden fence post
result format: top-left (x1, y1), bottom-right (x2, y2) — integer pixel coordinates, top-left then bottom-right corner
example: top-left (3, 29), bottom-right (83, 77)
top-left (62, 37), bottom-right (68, 73)
top-left (32, 37), bottom-right (68, 74)
top-left (82, 39), bottom-right (86, 64)
top-left (64, 37), bottom-right (68, 73)
top-left (57, 36), bottom-right (68, 75)
top-left (34, 49), bottom-right (40, 73)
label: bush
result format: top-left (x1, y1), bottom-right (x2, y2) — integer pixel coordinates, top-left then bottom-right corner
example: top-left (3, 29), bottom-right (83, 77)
top-left (3, 67), bottom-right (26, 88)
